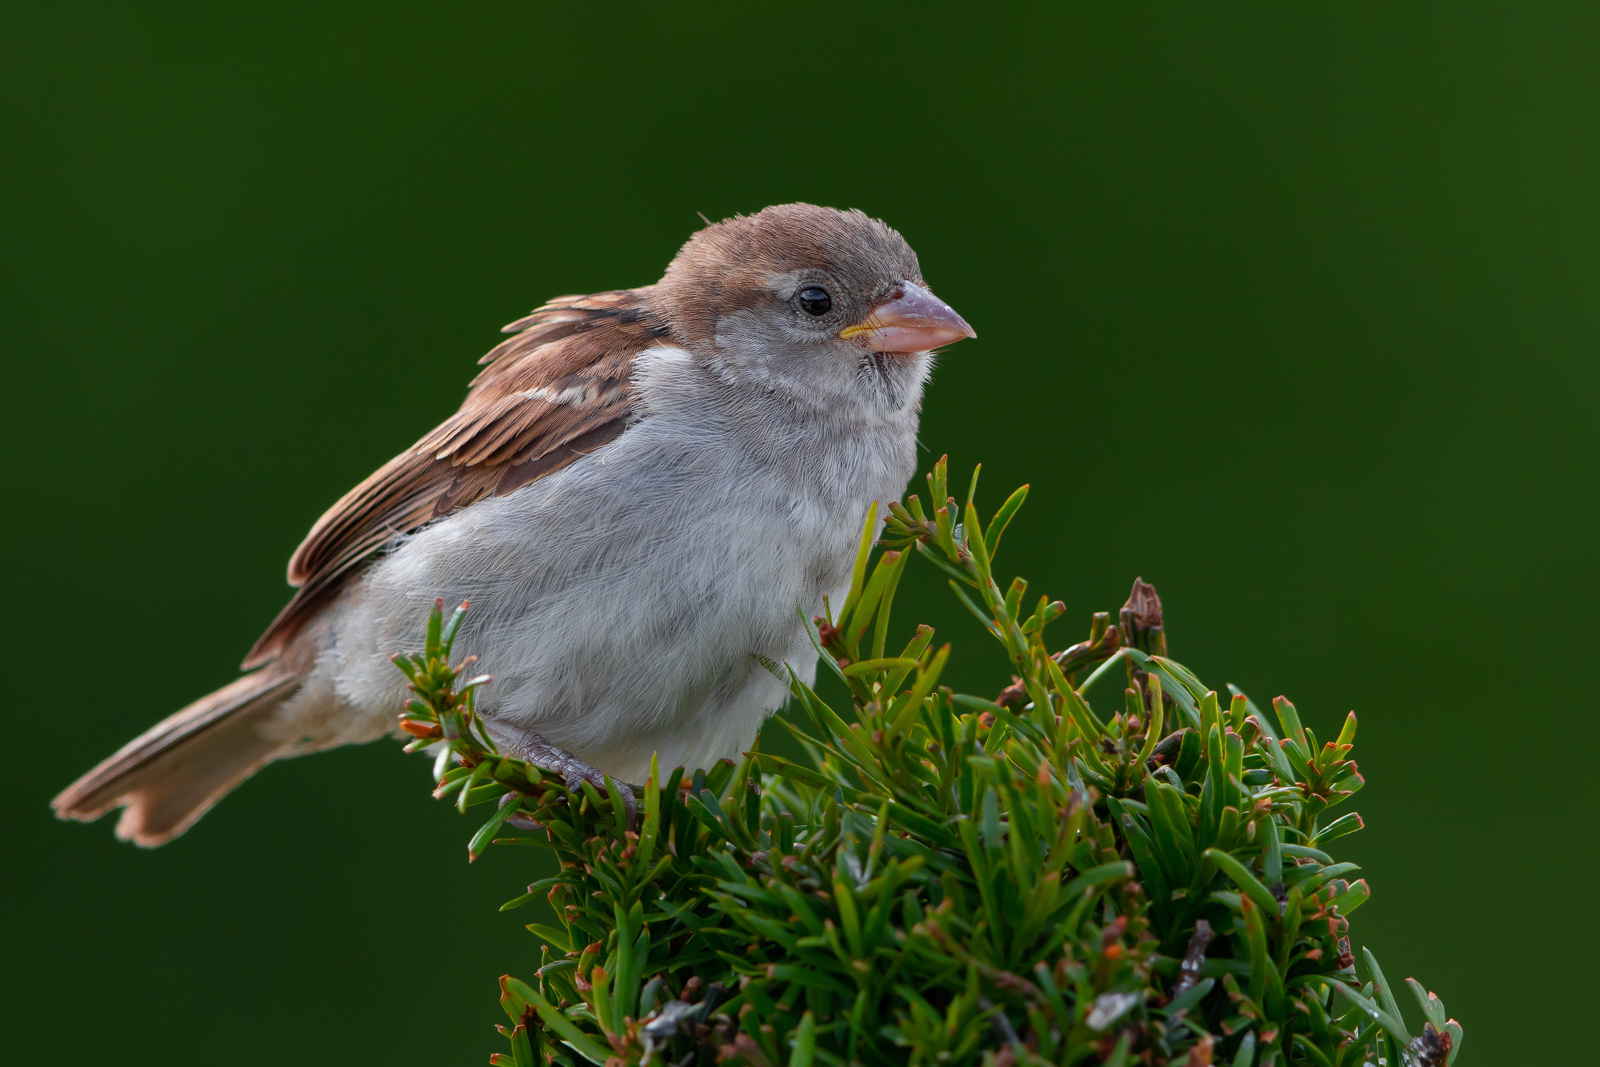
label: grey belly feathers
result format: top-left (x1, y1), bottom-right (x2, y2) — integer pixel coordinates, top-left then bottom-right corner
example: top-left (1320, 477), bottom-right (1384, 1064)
top-left (265, 345), bottom-right (922, 783)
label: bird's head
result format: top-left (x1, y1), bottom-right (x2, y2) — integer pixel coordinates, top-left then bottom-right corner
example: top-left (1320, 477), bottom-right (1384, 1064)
top-left (656, 203), bottom-right (974, 409)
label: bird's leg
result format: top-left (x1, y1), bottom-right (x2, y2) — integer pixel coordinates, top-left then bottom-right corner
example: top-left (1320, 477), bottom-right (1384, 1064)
top-left (486, 721), bottom-right (637, 829)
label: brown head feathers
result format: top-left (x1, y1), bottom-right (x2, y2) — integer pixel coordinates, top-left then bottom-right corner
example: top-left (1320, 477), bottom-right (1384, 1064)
top-left (656, 204), bottom-right (922, 349)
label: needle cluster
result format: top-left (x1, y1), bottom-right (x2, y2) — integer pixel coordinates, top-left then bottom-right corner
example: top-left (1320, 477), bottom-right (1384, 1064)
top-left (393, 459), bottom-right (1463, 1067)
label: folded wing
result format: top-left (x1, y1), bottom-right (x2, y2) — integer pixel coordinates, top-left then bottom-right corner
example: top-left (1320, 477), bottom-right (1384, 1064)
top-left (244, 288), bottom-right (670, 668)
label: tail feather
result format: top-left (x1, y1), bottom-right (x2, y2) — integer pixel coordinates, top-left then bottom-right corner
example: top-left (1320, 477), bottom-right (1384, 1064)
top-left (53, 670), bottom-right (300, 846)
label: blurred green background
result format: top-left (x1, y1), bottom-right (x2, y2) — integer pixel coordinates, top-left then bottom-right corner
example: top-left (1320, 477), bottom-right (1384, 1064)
top-left (5, 3), bottom-right (1596, 1062)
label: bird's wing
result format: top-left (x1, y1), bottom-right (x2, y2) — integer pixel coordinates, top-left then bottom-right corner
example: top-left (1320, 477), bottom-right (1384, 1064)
top-left (243, 288), bottom-right (670, 669)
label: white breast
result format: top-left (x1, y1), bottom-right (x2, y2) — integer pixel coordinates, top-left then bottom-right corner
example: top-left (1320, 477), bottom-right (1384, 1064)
top-left (298, 345), bottom-right (925, 782)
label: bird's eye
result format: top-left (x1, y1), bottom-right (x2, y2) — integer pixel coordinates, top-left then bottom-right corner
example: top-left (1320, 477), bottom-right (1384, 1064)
top-left (797, 287), bottom-right (832, 316)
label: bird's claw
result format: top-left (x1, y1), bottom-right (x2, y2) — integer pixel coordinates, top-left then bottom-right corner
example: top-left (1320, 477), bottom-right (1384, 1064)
top-left (560, 765), bottom-right (638, 831)
top-left (490, 725), bottom-right (638, 830)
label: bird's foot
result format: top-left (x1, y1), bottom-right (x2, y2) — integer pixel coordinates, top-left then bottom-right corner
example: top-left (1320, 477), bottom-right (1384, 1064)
top-left (489, 725), bottom-right (637, 829)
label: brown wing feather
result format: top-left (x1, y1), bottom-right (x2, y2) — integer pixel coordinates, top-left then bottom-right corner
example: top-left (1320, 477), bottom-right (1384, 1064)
top-left (243, 289), bottom-right (668, 669)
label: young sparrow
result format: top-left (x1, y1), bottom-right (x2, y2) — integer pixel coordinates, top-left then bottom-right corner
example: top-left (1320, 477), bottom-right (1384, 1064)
top-left (54, 203), bottom-right (974, 845)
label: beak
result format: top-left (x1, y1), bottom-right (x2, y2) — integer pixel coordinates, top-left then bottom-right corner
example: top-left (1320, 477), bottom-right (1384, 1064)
top-left (839, 281), bottom-right (976, 353)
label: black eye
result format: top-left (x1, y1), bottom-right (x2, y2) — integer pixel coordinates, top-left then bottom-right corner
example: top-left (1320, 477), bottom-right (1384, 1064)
top-left (797, 287), bottom-right (832, 316)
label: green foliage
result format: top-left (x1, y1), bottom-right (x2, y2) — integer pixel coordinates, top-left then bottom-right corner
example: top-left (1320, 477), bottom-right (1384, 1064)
top-left (393, 459), bottom-right (1463, 1067)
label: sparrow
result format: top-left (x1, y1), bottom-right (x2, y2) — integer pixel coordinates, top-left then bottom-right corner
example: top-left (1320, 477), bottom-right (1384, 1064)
top-left (54, 203), bottom-right (975, 846)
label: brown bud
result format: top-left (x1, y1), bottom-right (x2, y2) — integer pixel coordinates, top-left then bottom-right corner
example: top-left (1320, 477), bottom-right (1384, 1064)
top-left (1411, 1023), bottom-right (1453, 1067)
top-left (1119, 577), bottom-right (1167, 655)
top-left (995, 676), bottom-right (1029, 709)
top-left (1181, 1033), bottom-right (1215, 1066)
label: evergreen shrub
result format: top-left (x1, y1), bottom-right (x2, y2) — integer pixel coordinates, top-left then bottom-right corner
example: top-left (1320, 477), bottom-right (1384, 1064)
top-left (393, 459), bottom-right (1462, 1067)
